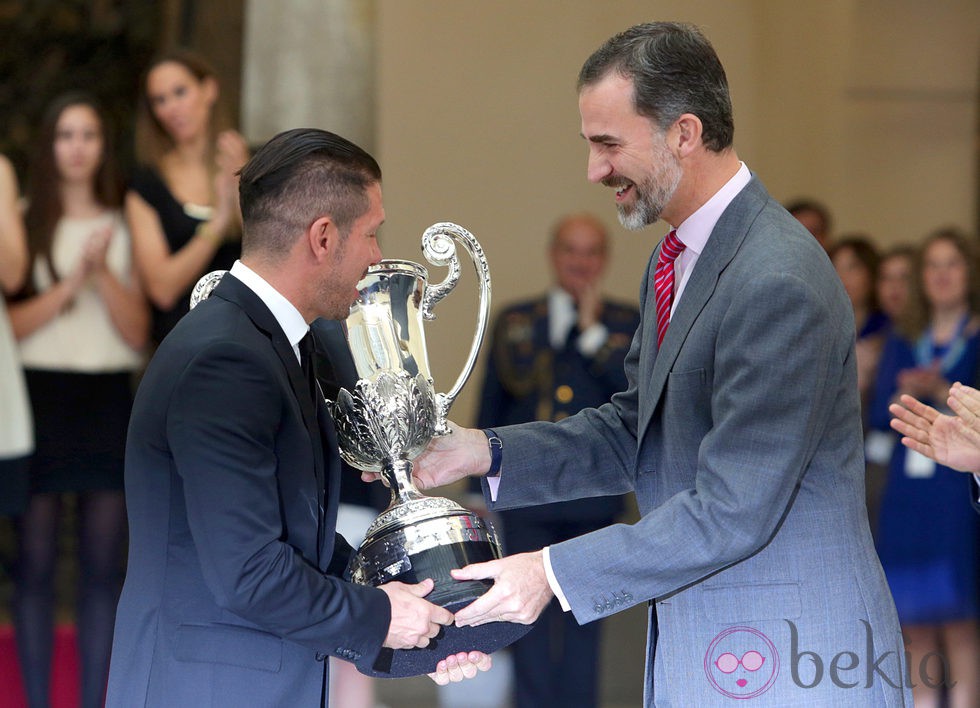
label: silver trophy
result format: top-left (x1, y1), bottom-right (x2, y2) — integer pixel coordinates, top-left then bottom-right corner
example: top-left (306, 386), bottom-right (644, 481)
top-left (190, 223), bottom-right (529, 675)
top-left (331, 222), bottom-right (502, 609)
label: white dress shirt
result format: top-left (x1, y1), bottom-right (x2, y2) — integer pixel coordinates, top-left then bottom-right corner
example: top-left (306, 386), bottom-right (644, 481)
top-left (548, 287), bottom-right (609, 356)
top-left (230, 260), bottom-right (309, 363)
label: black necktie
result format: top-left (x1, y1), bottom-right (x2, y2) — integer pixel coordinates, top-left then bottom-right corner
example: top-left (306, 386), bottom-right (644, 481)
top-left (564, 322), bottom-right (581, 351)
top-left (298, 331), bottom-right (320, 406)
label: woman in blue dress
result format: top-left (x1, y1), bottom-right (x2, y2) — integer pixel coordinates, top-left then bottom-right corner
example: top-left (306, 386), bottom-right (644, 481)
top-left (870, 227), bottom-right (980, 708)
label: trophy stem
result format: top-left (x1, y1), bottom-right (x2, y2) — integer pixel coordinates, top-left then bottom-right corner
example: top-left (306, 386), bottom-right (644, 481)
top-left (382, 458), bottom-right (425, 506)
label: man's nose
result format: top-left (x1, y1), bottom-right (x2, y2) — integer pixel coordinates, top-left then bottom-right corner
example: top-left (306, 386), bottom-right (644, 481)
top-left (586, 149), bottom-right (611, 184)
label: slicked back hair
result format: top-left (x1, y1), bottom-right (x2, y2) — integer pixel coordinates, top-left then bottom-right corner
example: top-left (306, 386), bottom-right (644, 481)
top-left (578, 22), bottom-right (734, 152)
top-left (238, 128), bottom-right (381, 260)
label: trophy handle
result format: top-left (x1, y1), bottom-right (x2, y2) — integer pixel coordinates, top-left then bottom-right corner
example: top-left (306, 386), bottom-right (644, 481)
top-left (189, 270), bottom-right (228, 308)
top-left (419, 222), bottom-right (491, 433)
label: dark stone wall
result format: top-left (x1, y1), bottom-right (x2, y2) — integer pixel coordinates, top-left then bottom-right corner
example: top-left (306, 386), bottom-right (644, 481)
top-left (0, 0), bottom-right (244, 184)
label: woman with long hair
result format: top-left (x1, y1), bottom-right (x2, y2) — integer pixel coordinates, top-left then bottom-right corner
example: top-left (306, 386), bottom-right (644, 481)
top-left (129, 48), bottom-right (248, 345)
top-left (8, 92), bottom-right (148, 708)
top-left (830, 235), bottom-right (888, 408)
top-left (869, 227), bottom-right (980, 708)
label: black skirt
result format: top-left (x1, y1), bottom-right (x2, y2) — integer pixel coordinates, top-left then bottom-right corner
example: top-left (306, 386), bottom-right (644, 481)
top-left (25, 369), bottom-right (133, 494)
top-left (0, 454), bottom-right (30, 515)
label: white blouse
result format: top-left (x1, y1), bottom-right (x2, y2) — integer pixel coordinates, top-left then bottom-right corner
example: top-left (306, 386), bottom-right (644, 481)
top-left (18, 211), bottom-right (143, 372)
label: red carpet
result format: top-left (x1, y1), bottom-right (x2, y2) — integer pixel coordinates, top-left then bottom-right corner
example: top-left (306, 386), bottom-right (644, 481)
top-left (0, 624), bottom-right (80, 708)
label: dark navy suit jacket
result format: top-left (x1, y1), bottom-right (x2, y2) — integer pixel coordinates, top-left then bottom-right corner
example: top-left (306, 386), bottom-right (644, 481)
top-left (106, 274), bottom-right (390, 707)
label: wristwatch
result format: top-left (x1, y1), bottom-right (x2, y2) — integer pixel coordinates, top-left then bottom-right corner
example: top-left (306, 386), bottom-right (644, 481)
top-left (484, 429), bottom-right (503, 477)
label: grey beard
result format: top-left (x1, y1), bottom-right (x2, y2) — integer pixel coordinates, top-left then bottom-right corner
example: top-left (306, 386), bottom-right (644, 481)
top-left (617, 157), bottom-right (681, 231)
top-left (617, 199), bottom-right (661, 231)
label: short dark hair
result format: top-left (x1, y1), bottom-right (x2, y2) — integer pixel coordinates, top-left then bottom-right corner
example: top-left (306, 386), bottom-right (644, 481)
top-left (578, 22), bottom-right (734, 152)
top-left (785, 198), bottom-right (832, 236)
top-left (829, 234), bottom-right (880, 310)
top-left (238, 128), bottom-right (382, 258)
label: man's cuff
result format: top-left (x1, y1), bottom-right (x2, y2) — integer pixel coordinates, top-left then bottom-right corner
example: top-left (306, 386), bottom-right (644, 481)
top-left (542, 546), bottom-right (571, 612)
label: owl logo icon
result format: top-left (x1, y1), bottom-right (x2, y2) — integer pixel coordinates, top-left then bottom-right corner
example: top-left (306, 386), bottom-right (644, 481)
top-left (704, 626), bottom-right (779, 699)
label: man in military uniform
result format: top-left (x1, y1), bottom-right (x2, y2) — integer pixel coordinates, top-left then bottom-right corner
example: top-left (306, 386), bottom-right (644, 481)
top-left (475, 212), bottom-right (640, 708)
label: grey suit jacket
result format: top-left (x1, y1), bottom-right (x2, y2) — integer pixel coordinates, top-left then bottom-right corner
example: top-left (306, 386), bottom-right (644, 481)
top-left (487, 178), bottom-right (911, 706)
top-left (106, 275), bottom-right (390, 707)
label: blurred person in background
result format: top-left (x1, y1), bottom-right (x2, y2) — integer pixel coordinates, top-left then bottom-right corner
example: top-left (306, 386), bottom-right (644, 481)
top-left (865, 244), bottom-right (918, 534)
top-left (830, 235), bottom-right (888, 538)
top-left (877, 245), bottom-right (916, 325)
top-left (785, 197), bottom-right (832, 252)
top-left (473, 212), bottom-right (639, 708)
top-left (0, 154), bottom-right (32, 519)
top-left (829, 235), bottom-right (888, 411)
top-left (312, 317), bottom-right (389, 708)
top-left (129, 48), bottom-right (249, 346)
top-left (868, 227), bottom-right (980, 708)
top-left (7, 92), bottom-right (148, 708)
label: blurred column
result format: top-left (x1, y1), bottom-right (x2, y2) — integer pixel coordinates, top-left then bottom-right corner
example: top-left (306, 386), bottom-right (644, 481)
top-left (241, 0), bottom-right (375, 150)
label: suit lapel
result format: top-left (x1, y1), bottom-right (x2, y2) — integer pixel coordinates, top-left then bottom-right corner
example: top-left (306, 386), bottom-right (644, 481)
top-left (311, 318), bottom-right (359, 401)
top-left (637, 178), bottom-right (768, 441)
top-left (212, 275), bottom-right (326, 484)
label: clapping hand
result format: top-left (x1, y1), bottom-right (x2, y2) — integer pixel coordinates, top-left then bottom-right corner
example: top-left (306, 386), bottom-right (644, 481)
top-left (212, 130), bottom-right (250, 238)
top-left (889, 383), bottom-right (980, 474)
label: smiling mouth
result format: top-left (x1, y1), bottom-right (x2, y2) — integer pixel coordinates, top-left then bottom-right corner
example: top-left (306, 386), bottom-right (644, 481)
top-left (615, 184), bottom-right (634, 201)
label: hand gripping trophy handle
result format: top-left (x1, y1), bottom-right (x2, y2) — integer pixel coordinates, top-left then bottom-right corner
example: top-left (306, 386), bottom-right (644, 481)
top-left (419, 222), bottom-right (491, 434)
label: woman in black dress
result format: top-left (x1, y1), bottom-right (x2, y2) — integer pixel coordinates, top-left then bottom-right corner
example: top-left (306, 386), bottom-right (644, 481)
top-left (128, 48), bottom-right (249, 345)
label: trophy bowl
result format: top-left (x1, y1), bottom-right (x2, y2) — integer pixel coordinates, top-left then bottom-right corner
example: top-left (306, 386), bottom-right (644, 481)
top-left (331, 224), bottom-right (532, 677)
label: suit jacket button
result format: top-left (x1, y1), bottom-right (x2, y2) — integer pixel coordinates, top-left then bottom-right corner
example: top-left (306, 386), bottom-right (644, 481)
top-left (593, 604), bottom-right (603, 614)
top-left (315, 652), bottom-right (327, 661)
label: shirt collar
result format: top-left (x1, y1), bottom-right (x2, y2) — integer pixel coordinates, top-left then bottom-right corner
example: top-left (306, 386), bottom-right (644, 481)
top-left (673, 162), bottom-right (752, 255)
top-left (230, 260), bottom-right (309, 349)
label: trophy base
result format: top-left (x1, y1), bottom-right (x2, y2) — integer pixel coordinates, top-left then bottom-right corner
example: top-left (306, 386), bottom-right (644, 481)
top-left (360, 598), bottom-right (534, 678)
top-left (394, 539), bottom-right (495, 606)
top-left (347, 507), bottom-right (535, 677)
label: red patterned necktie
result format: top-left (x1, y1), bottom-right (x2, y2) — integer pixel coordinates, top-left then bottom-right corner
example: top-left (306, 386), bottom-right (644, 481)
top-left (654, 230), bottom-right (686, 348)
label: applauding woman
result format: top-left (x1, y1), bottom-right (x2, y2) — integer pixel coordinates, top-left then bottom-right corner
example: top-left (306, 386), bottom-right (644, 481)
top-left (129, 48), bottom-right (248, 345)
top-left (8, 92), bottom-right (148, 708)
top-left (869, 227), bottom-right (980, 708)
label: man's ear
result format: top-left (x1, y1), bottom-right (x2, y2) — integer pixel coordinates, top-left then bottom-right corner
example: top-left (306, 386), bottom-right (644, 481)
top-left (673, 113), bottom-right (703, 158)
top-left (308, 215), bottom-right (337, 263)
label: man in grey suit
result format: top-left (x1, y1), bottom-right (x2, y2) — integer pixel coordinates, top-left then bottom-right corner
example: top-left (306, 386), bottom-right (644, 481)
top-left (374, 23), bottom-right (912, 705)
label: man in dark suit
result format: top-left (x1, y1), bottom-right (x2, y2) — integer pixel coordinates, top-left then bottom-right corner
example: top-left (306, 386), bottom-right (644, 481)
top-left (375, 23), bottom-right (911, 705)
top-left (475, 212), bottom-right (639, 708)
top-left (106, 128), bottom-right (486, 707)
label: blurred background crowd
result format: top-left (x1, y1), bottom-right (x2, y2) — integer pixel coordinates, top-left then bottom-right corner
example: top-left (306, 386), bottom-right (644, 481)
top-left (0, 1), bottom-right (978, 707)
